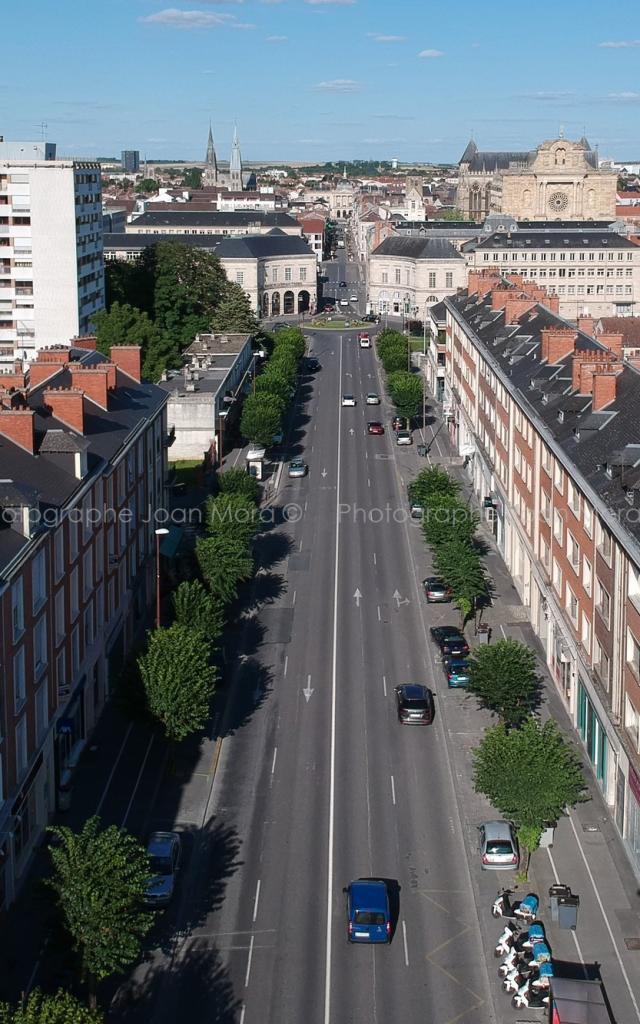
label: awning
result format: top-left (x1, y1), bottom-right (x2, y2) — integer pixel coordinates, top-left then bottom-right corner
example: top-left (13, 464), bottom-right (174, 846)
top-left (160, 525), bottom-right (184, 559)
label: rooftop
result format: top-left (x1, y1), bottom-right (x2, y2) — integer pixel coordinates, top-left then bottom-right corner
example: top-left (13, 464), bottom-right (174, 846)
top-left (465, 231), bottom-right (638, 253)
top-left (372, 236), bottom-right (464, 260)
top-left (128, 210), bottom-right (298, 229)
top-left (104, 232), bottom-right (313, 259)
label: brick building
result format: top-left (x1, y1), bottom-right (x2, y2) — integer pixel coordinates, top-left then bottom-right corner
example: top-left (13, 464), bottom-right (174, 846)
top-left (442, 269), bottom-right (640, 875)
top-left (0, 341), bottom-right (168, 908)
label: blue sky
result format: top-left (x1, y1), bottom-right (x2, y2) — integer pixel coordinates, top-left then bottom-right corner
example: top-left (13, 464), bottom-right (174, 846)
top-left (2, 0), bottom-right (639, 164)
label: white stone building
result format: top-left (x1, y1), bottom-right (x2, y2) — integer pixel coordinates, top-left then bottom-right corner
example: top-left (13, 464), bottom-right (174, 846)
top-left (368, 236), bottom-right (467, 316)
top-left (0, 140), bottom-right (105, 364)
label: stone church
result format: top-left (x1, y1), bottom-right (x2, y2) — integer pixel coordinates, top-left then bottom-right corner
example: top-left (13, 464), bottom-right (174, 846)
top-left (202, 124), bottom-right (256, 191)
top-left (456, 136), bottom-right (617, 222)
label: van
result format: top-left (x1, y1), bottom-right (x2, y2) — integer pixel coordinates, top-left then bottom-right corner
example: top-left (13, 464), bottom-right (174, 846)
top-left (358, 333), bottom-right (370, 348)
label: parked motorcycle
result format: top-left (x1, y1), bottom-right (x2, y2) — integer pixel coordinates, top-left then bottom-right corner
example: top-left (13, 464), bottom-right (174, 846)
top-left (491, 889), bottom-right (539, 922)
top-left (494, 922), bottom-right (520, 957)
top-left (512, 963), bottom-right (554, 1009)
top-left (495, 919), bottom-right (545, 959)
top-left (514, 893), bottom-right (539, 923)
top-left (503, 960), bottom-right (539, 993)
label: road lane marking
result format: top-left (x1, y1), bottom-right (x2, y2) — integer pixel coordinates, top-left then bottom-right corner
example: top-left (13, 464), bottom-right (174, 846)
top-left (253, 880), bottom-right (261, 923)
top-left (377, 605), bottom-right (381, 621)
top-left (382, 675), bottom-right (387, 697)
top-left (373, 552), bottom-right (377, 565)
top-left (95, 721), bottom-right (134, 816)
top-left (299, 539), bottom-right (303, 552)
top-left (271, 747), bottom-right (277, 775)
top-left (284, 655), bottom-right (288, 677)
top-left (402, 920), bottom-right (409, 967)
top-left (324, 335), bottom-right (343, 1024)
top-left (239, 1006), bottom-right (245, 1024)
top-left (244, 934), bottom-right (255, 987)
top-left (368, 477), bottom-right (371, 487)
top-left (499, 624), bottom-right (507, 639)
top-left (292, 590), bottom-right (297, 606)
top-left (121, 733), bottom-right (155, 828)
top-left (304, 500), bottom-right (308, 512)
top-left (546, 847), bottom-right (588, 975)
top-left (390, 775), bottom-right (396, 806)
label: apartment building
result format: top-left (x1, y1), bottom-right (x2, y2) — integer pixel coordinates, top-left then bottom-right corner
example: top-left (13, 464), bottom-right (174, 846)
top-left (463, 230), bottom-right (640, 319)
top-left (443, 269), bottom-right (640, 874)
top-left (0, 341), bottom-right (168, 908)
top-left (0, 140), bottom-right (105, 365)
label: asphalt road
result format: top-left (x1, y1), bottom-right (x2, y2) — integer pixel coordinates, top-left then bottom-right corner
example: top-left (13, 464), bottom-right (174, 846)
top-left (321, 247), bottom-right (366, 316)
top-left (134, 328), bottom-right (495, 1024)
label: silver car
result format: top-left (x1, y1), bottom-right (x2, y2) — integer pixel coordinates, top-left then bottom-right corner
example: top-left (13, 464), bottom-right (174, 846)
top-left (342, 394), bottom-right (356, 407)
top-left (396, 430), bottom-right (413, 446)
top-left (366, 393), bottom-right (380, 405)
top-left (144, 831), bottom-right (182, 906)
top-left (288, 458), bottom-right (307, 478)
top-left (479, 820), bottom-right (519, 870)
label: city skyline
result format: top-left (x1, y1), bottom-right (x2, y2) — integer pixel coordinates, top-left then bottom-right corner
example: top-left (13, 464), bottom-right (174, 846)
top-left (1, 0), bottom-right (639, 163)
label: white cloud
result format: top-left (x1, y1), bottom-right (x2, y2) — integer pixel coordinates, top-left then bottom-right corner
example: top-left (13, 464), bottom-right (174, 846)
top-left (306, 0), bottom-right (356, 5)
top-left (260, 0), bottom-right (286, 3)
top-left (608, 91), bottom-right (640, 101)
top-left (266, 34), bottom-right (288, 41)
top-left (518, 90), bottom-right (577, 101)
top-left (298, 138), bottom-right (327, 144)
top-left (598, 39), bottom-right (640, 48)
top-left (418, 48), bottom-right (444, 58)
top-left (230, 21), bottom-right (256, 28)
top-left (314, 79), bottom-right (360, 92)
top-left (366, 33), bottom-right (405, 42)
top-left (140, 8), bottom-right (236, 27)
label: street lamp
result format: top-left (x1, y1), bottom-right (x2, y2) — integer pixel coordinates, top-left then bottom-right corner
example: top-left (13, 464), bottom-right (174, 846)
top-left (155, 527), bottom-right (169, 629)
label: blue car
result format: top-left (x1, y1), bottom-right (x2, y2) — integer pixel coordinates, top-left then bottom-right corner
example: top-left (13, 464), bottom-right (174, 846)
top-left (446, 658), bottom-right (470, 688)
top-left (345, 879), bottom-right (391, 943)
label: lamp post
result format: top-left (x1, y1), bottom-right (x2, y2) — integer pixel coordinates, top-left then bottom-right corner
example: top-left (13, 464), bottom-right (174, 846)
top-left (155, 527), bottom-right (169, 629)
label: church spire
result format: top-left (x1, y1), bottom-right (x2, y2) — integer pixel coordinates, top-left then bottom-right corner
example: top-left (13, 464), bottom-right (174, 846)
top-left (203, 122), bottom-right (218, 186)
top-left (229, 124), bottom-right (243, 191)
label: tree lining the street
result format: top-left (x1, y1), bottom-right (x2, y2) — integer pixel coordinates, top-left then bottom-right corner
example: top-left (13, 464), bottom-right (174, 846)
top-left (240, 327), bottom-right (306, 445)
top-left (138, 623), bottom-right (218, 743)
top-left (467, 639), bottom-right (540, 727)
top-left (45, 817), bottom-right (154, 1004)
top-left (210, 280), bottom-right (259, 334)
top-left (0, 989), bottom-right (105, 1023)
top-left (387, 371), bottom-right (424, 419)
top-left (172, 579), bottom-right (225, 646)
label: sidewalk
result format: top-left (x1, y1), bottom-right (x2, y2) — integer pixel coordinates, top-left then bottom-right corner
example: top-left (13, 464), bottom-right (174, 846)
top-left (409, 387), bottom-right (640, 1023)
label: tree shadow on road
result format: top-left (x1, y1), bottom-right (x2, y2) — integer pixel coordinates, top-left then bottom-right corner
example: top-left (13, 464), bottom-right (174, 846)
top-left (254, 530), bottom-right (293, 571)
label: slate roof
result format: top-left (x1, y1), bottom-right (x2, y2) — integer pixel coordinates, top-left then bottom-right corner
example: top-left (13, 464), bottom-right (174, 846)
top-left (464, 231), bottom-right (638, 253)
top-left (104, 233), bottom-right (312, 259)
top-left (597, 317), bottom-right (640, 347)
top-left (446, 289), bottom-right (640, 552)
top-left (466, 151), bottom-right (530, 172)
top-left (128, 210), bottom-right (298, 229)
top-left (372, 236), bottom-right (464, 260)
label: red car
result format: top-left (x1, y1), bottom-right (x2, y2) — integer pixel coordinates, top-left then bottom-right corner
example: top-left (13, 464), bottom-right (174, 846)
top-left (367, 421), bottom-right (384, 435)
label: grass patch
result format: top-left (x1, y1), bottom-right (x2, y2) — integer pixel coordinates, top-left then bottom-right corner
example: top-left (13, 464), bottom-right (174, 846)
top-left (409, 338), bottom-right (426, 351)
top-left (310, 319), bottom-right (367, 331)
top-left (171, 459), bottom-right (203, 487)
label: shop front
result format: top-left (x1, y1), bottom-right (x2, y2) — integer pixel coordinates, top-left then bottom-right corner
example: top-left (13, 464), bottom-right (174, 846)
top-left (577, 678), bottom-right (609, 792)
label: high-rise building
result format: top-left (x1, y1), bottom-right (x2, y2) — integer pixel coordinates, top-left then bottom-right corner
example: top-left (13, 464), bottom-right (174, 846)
top-left (0, 139), bottom-right (105, 364)
top-left (121, 150), bottom-right (140, 174)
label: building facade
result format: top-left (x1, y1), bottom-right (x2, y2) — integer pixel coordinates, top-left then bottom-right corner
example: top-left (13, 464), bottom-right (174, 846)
top-left (463, 230), bottom-right (640, 319)
top-left (368, 236), bottom-right (467, 316)
top-left (121, 151), bottom-right (140, 174)
top-left (0, 340), bottom-right (168, 909)
top-left (441, 269), bottom-right (640, 878)
top-left (0, 142), bottom-right (105, 365)
top-left (457, 137), bottom-right (617, 224)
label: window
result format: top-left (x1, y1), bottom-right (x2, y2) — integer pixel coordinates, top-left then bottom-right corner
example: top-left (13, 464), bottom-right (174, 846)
top-left (540, 534), bottom-right (550, 569)
top-left (83, 547), bottom-right (93, 599)
top-left (627, 629), bottom-right (640, 678)
top-left (15, 716), bottom-right (28, 781)
top-left (428, 271), bottom-right (436, 288)
top-left (271, 267), bottom-right (278, 282)
top-left (84, 602), bottom-right (94, 648)
top-left (69, 519), bottom-right (78, 562)
top-left (284, 267), bottom-right (292, 283)
top-left (581, 612), bottom-right (591, 652)
top-left (593, 638), bottom-right (610, 689)
top-left (553, 510), bottom-right (564, 544)
top-left (56, 649), bottom-right (66, 694)
top-left (554, 461), bottom-right (564, 493)
top-left (567, 480), bottom-right (580, 516)
top-left (625, 697), bottom-right (640, 751)
top-left (13, 647), bottom-right (26, 710)
top-left (300, 267), bottom-right (306, 281)
top-left (35, 681), bottom-right (49, 743)
top-left (381, 271), bottom-right (388, 284)
top-left (552, 557), bottom-right (562, 595)
top-left (34, 616), bottom-right (47, 676)
top-left (71, 625), bottom-right (80, 675)
top-left (395, 268), bottom-right (401, 284)
top-left (11, 578), bottom-right (24, 641)
top-left (597, 522), bottom-right (612, 563)
top-left (582, 557), bottom-right (592, 596)
top-left (54, 528), bottom-right (64, 581)
top-left (566, 586), bottom-right (578, 626)
top-left (583, 504), bottom-right (593, 537)
top-left (235, 271), bottom-right (244, 285)
top-left (70, 568), bottom-right (79, 621)
top-left (445, 271), bottom-right (453, 288)
top-left (596, 580), bottom-right (611, 625)
top-left (542, 446), bottom-right (551, 473)
top-left (567, 533), bottom-right (580, 571)
top-left (32, 549), bottom-right (46, 611)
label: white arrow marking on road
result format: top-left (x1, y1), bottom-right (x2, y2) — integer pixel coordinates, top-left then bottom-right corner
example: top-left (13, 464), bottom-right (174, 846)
top-left (322, 468), bottom-right (328, 478)
top-left (349, 428), bottom-right (355, 436)
top-left (354, 588), bottom-right (362, 607)
top-left (393, 589), bottom-right (410, 608)
top-left (303, 674), bottom-right (314, 702)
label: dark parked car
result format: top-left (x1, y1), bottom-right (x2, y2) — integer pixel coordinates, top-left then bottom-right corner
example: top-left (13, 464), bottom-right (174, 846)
top-left (395, 684), bottom-right (434, 725)
top-left (367, 421), bottom-right (385, 435)
top-left (344, 879), bottom-right (391, 943)
top-left (339, 280), bottom-right (347, 288)
top-left (305, 357), bottom-right (321, 372)
top-left (423, 577), bottom-right (451, 603)
top-left (445, 658), bottom-right (471, 688)
top-left (143, 831), bottom-right (182, 907)
top-left (430, 625), bottom-right (470, 658)
top-left (362, 313), bottom-right (380, 323)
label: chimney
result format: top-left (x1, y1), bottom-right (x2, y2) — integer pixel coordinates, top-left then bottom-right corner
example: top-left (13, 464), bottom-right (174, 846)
top-left (540, 327), bottom-right (577, 364)
top-left (0, 369), bottom-right (27, 389)
top-left (468, 269), bottom-right (500, 299)
top-left (72, 335), bottom-right (98, 351)
top-left (68, 366), bottom-right (109, 409)
top-left (36, 346), bottom-right (71, 365)
top-left (598, 332), bottom-right (624, 360)
top-left (577, 315), bottom-right (596, 338)
top-left (592, 373), bottom-right (618, 411)
top-left (0, 409), bottom-right (35, 454)
top-left (503, 297), bottom-right (535, 325)
top-left (44, 387), bottom-right (85, 433)
top-left (109, 345), bottom-right (141, 382)
top-left (102, 361), bottom-right (117, 391)
top-left (29, 362), bottom-right (65, 389)
top-left (490, 287), bottom-right (514, 312)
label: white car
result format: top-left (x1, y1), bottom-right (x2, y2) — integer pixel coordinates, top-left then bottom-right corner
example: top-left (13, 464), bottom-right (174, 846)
top-left (366, 392), bottom-right (380, 405)
top-left (396, 430), bottom-right (413, 445)
top-left (342, 394), bottom-right (356, 407)
top-left (350, 295), bottom-right (358, 302)
top-left (340, 299), bottom-right (348, 306)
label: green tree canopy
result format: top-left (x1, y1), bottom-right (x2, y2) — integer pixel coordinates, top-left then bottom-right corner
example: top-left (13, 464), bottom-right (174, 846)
top-left (408, 466), bottom-right (460, 506)
top-left (217, 467), bottom-right (260, 502)
top-left (153, 242), bottom-right (227, 344)
top-left (135, 178), bottom-right (159, 194)
top-left (387, 370), bottom-right (423, 419)
top-left (434, 539), bottom-right (486, 625)
top-left (377, 330), bottom-right (408, 373)
top-left (0, 989), bottom-right (104, 1024)
top-left (172, 579), bottom-right (225, 645)
top-left (206, 491), bottom-right (261, 550)
top-left (196, 532), bottom-right (254, 604)
top-left (272, 327), bottom-right (306, 361)
top-left (467, 639), bottom-right (540, 726)
top-left (473, 717), bottom-right (586, 851)
top-left (210, 281), bottom-right (259, 334)
top-left (104, 249), bottom-right (155, 314)
top-left (138, 624), bottom-right (217, 743)
top-left (240, 393), bottom-right (283, 446)
top-left (92, 302), bottom-right (178, 382)
top-left (46, 817), bottom-right (153, 995)
top-left (182, 167), bottom-right (203, 189)
top-left (422, 494), bottom-right (479, 550)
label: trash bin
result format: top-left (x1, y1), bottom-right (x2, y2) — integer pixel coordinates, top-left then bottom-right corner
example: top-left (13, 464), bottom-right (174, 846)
top-left (549, 883), bottom-right (572, 922)
top-left (475, 624), bottom-right (491, 644)
top-left (417, 444), bottom-right (428, 457)
top-left (558, 894), bottom-right (580, 930)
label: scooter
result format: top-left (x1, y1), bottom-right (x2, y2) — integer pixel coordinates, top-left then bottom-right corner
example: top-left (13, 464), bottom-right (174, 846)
top-left (513, 893), bottom-right (539, 923)
top-left (520, 922), bottom-right (546, 949)
top-left (503, 961), bottom-right (539, 993)
top-left (491, 888), bottom-right (518, 919)
top-left (499, 938), bottom-right (551, 979)
top-left (512, 963), bottom-right (554, 1009)
top-left (494, 922), bottom-right (520, 957)
top-left (491, 889), bottom-right (539, 922)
